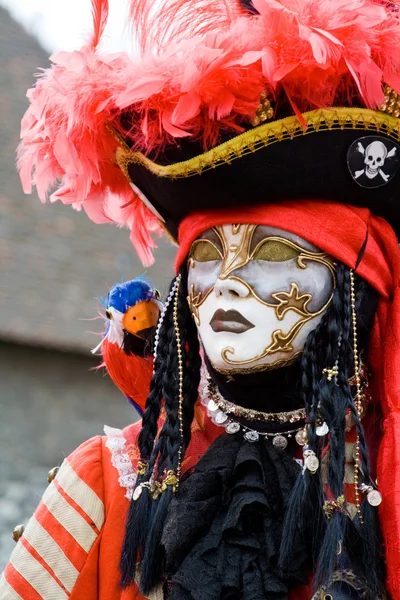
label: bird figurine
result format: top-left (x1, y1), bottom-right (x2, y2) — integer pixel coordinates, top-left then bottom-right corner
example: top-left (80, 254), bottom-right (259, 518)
top-left (93, 277), bottom-right (162, 415)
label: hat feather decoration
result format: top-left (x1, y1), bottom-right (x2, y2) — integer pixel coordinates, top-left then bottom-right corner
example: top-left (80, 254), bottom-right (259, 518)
top-left (90, 0), bottom-right (109, 51)
top-left (18, 0), bottom-right (400, 264)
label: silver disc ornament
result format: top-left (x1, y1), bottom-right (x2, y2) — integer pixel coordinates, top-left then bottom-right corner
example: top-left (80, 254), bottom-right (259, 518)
top-left (244, 430), bottom-right (260, 443)
top-left (316, 422), bottom-right (329, 437)
top-left (367, 490), bottom-right (382, 507)
top-left (214, 411), bottom-right (228, 425)
top-left (305, 454), bottom-right (320, 473)
top-left (225, 421), bottom-right (241, 435)
top-left (272, 435), bottom-right (288, 449)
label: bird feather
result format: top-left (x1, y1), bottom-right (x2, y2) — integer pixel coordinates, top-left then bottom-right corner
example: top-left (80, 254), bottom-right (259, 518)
top-left (90, 0), bottom-right (109, 51)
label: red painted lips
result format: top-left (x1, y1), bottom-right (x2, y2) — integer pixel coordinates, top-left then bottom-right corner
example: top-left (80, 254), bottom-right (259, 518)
top-left (210, 309), bottom-right (255, 333)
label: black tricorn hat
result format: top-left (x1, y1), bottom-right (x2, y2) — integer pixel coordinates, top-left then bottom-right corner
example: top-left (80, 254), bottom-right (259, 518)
top-left (117, 105), bottom-right (400, 241)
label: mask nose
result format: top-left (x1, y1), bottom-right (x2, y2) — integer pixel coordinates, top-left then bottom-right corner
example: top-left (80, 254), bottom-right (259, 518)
top-left (214, 277), bottom-right (250, 299)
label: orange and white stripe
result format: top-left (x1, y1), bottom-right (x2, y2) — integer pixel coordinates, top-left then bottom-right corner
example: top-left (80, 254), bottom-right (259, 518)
top-left (0, 573), bottom-right (23, 600)
top-left (2, 457), bottom-right (104, 599)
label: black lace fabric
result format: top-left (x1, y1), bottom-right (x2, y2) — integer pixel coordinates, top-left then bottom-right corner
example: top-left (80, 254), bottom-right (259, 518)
top-left (162, 434), bottom-right (311, 600)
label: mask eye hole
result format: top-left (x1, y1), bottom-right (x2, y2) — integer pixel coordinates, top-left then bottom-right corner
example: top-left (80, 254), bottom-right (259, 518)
top-left (252, 239), bottom-right (300, 262)
top-left (189, 240), bottom-right (223, 262)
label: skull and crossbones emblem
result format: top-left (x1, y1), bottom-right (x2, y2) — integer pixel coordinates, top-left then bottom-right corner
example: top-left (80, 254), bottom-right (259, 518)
top-left (355, 140), bottom-right (396, 182)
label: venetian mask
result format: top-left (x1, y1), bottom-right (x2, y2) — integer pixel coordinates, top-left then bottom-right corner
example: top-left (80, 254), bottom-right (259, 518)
top-left (187, 224), bottom-right (335, 374)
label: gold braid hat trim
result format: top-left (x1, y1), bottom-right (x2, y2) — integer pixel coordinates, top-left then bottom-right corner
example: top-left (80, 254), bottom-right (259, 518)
top-left (116, 107), bottom-right (400, 180)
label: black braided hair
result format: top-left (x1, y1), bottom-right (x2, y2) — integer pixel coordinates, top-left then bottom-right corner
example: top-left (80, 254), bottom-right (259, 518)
top-left (314, 265), bottom-right (353, 582)
top-left (120, 266), bottom-right (201, 592)
top-left (119, 277), bottom-right (175, 588)
top-left (280, 264), bottom-right (383, 598)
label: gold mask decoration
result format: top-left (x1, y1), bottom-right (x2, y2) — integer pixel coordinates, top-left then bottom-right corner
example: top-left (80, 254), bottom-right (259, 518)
top-left (187, 224), bottom-right (335, 374)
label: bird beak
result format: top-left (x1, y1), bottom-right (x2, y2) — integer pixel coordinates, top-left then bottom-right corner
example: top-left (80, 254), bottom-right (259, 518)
top-left (122, 300), bottom-right (160, 339)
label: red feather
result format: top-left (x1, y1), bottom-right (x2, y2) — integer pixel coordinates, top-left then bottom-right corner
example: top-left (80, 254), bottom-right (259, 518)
top-left (90, 0), bottom-right (109, 51)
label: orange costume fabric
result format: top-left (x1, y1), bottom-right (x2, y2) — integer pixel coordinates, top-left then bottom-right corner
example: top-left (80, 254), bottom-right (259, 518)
top-left (1, 411), bottom-right (311, 600)
top-left (0, 412), bottom-right (214, 600)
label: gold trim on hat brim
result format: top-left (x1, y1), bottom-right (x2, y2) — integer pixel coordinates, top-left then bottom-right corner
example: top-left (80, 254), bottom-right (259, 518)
top-left (116, 107), bottom-right (400, 180)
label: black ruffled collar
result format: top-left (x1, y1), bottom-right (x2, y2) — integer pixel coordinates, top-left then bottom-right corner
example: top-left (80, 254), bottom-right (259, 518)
top-left (162, 433), bottom-right (311, 600)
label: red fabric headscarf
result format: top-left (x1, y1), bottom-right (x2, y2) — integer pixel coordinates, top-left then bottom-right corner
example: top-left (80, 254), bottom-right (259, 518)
top-left (176, 199), bottom-right (400, 597)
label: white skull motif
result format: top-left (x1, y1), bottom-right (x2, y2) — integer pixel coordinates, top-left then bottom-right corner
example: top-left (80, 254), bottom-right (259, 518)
top-left (352, 137), bottom-right (398, 185)
top-left (364, 141), bottom-right (387, 178)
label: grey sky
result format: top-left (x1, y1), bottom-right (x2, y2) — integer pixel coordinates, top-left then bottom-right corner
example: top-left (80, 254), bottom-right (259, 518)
top-left (0, 0), bottom-right (132, 53)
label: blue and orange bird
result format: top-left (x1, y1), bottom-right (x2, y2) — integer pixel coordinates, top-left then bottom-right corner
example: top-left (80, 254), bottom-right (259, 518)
top-left (93, 277), bottom-right (162, 415)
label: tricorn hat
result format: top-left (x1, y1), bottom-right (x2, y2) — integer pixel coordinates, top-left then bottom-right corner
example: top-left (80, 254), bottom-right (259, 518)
top-left (19, 0), bottom-right (400, 262)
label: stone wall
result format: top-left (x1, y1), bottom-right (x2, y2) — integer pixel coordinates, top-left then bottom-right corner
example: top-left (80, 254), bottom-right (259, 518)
top-left (0, 341), bottom-right (137, 569)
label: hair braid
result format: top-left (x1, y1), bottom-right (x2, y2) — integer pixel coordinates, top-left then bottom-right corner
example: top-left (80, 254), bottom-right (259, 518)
top-left (120, 277), bottom-right (181, 588)
top-left (123, 267), bottom-right (202, 594)
top-left (178, 268), bottom-right (201, 451)
top-left (282, 263), bottom-right (383, 598)
top-left (280, 283), bottom-right (338, 568)
top-left (137, 341), bottom-right (167, 461)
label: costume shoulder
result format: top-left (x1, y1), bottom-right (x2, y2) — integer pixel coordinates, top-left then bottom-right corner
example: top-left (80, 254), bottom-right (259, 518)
top-left (1, 428), bottom-right (151, 600)
top-left (1, 436), bottom-right (105, 600)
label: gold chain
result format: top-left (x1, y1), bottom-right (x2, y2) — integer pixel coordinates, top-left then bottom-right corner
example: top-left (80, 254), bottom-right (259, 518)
top-left (350, 270), bottom-right (362, 522)
top-left (173, 274), bottom-right (184, 488)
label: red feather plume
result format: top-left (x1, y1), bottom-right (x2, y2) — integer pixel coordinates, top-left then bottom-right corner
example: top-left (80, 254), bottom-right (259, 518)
top-left (17, 0), bottom-right (400, 265)
top-left (89, 0), bottom-right (109, 51)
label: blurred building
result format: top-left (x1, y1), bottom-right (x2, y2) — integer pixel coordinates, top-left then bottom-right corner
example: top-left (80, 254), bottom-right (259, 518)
top-left (0, 7), bottom-right (175, 567)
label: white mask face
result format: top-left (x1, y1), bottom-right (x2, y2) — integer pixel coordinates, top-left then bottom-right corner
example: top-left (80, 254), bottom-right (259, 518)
top-left (187, 224), bottom-right (335, 374)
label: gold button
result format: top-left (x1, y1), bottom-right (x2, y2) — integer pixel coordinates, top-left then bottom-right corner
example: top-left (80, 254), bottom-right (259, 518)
top-left (12, 524), bottom-right (25, 543)
top-left (47, 466), bottom-right (60, 483)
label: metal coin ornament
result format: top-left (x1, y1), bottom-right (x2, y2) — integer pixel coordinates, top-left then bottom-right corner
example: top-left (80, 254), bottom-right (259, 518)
top-left (303, 448), bottom-right (320, 474)
top-left (316, 422), bottom-right (329, 437)
top-left (133, 485), bottom-right (143, 502)
top-left (367, 489), bottom-right (383, 507)
top-left (272, 435), bottom-right (288, 449)
top-left (295, 429), bottom-right (307, 446)
top-left (225, 421), bottom-right (241, 434)
top-left (207, 399), bottom-right (219, 413)
top-left (347, 136), bottom-right (400, 189)
top-left (244, 430), bottom-right (259, 442)
top-left (305, 454), bottom-right (319, 473)
top-left (214, 411), bottom-right (228, 425)
top-left (360, 484), bottom-right (383, 507)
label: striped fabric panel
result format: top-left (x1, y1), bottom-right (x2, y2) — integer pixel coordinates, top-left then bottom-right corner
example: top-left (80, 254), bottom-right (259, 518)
top-left (23, 518), bottom-right (79, 593)
top-left (3, 564), bottom-right (43, 600)
top-left (41, 484), bottom-right (98, 552)
top-left (57, 460), bottom-right (104, 530)
top-left (10, 544), bottom-right (68, 600)
top-left (3, 456), bottom-right (104, 599)
top-left (0, 573), bottom-right (24, 600)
